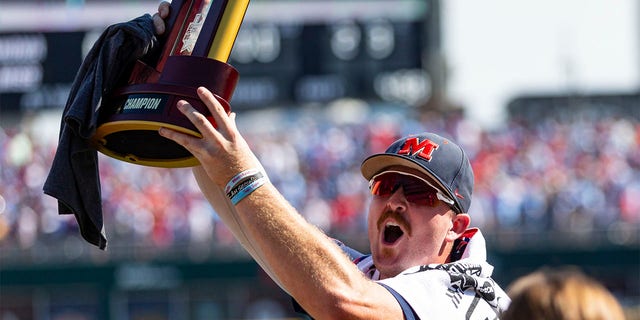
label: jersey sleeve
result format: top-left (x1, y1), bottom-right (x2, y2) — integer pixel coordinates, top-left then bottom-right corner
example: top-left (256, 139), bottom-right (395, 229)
top-left (377, 282), bottom-right (419, 320)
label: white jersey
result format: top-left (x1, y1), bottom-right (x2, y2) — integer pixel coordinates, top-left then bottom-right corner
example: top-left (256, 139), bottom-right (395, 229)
top-left (345, 228), bottom-right (511, 320)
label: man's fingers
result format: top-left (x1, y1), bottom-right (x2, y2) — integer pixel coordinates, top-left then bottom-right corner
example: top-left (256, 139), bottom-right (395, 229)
top-left (153, 1), bottom-right (171, 35)
top-left (158, 1), bottom-right (171, 18)
top-left (176, 100), bottom-right (217, 136)
top-left (159, 89), bottom-right (238, 163)
top-left (158, 126), bottom-right (198, 155)
top-left (196, 87), bottom-right (234, 136)
top-left (158, 101), bottom-right (210, 156)
top-left (152, 13), bottom-right (165, 35)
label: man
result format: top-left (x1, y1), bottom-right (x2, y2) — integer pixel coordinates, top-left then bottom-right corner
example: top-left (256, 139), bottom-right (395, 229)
top-left (153, 3), bottom-right (510, 319)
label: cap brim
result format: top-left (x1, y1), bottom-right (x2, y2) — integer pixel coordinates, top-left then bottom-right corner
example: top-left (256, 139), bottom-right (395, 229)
top-left (361, 153), bottom-right (455, 203)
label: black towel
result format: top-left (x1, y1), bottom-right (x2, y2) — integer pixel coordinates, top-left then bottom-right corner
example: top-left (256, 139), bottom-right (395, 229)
top-left (43, 14), bottom-right (158, 249)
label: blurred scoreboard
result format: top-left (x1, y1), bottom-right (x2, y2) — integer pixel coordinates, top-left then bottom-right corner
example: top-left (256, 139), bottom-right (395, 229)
top-left (0, 32), bottom-right (85, 113)
top-left (0, 0), bottom-right (429, 113)
top-left (230, 19), bottom-right (428, 109)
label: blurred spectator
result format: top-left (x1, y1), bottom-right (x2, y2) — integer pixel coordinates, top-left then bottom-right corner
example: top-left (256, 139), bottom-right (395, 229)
top-left (0, 103), bottom-right (638, 256)
top-left (502, 266), bottom-right (626, 320)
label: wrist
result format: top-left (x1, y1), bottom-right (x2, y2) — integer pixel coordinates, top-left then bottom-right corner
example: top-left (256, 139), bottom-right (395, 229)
top-left (225, 169), bottom-right (269, 205)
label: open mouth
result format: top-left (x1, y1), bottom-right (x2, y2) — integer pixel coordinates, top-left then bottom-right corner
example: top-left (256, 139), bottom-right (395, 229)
top-left (383, 222), bottom-right (404, 244)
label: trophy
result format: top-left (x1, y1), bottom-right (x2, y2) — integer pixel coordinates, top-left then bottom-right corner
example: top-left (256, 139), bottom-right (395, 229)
top-left (91, 0), bottom-right (250, 167)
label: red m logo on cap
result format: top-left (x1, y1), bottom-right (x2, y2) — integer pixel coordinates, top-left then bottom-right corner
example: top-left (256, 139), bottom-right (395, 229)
top-left (398, 137), bottom-right (439, 161)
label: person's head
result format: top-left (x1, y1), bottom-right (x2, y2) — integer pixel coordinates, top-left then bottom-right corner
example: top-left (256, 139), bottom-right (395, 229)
top-left (502, 267), bottom-right (626, 320)
top-left (360, 133), bottom-right (473, 278)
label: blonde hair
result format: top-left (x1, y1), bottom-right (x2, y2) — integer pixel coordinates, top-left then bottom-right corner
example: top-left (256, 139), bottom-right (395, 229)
top-left (502, 267), bottom-right (626, 320)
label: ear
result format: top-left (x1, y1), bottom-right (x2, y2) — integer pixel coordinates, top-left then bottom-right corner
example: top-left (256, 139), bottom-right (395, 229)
top-left (447, 213), bottom-right (470, 241)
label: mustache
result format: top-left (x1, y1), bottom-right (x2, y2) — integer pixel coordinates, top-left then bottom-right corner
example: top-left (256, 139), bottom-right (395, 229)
top-left (377, 206), bottom-right (411, 235)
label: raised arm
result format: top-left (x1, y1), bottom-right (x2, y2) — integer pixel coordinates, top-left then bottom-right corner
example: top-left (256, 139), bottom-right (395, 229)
top-left (158, 87), bottom-right (402, 319)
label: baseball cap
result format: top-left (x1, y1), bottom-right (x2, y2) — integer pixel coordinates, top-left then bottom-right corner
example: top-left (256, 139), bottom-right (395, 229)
top-left (361, 133), bottom-right (474, 214)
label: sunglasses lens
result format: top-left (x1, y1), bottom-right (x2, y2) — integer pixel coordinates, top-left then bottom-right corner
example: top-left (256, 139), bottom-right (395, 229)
top-left (370, 178), bottom-right (392, 197)
top-left (370, 172), bottom-right (439, 206)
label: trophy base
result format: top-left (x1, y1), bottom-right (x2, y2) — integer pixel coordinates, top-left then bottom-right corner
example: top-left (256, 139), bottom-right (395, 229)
top-left (91, 55), bottom-right (238, 168)
top-left (93, 120), bottom-right (201, 167)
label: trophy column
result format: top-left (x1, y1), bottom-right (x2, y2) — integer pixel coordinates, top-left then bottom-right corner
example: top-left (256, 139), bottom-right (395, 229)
top-left (92, 0), bottom-right (250, 168)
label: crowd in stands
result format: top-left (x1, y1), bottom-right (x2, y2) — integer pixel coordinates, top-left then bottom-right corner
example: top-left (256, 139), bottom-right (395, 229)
top-left (1, 103), bottom-right (639, 257)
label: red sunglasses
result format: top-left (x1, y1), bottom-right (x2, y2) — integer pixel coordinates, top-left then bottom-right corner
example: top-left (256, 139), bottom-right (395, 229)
top-left (369, 171), bottom-right (455, 209)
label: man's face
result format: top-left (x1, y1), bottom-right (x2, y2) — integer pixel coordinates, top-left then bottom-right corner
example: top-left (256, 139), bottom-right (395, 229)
top-left (366, 166), bottom-right (458, 279)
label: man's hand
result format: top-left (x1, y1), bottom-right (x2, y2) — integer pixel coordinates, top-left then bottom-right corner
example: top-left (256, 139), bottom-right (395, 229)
top-left (158, 87), bottom-right (261, 187)
top-left (152, 1), bottom-right (171, 35)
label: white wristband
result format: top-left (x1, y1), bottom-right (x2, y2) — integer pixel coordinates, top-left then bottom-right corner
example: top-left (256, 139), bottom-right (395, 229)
top-left (230, 176), bottom-right (268, 205)
top-left (225, 168), bottom-right (262, 194)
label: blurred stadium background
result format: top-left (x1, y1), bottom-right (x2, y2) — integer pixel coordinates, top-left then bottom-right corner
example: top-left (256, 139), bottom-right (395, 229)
top-left (1, 0), bottom-right (639, 319)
